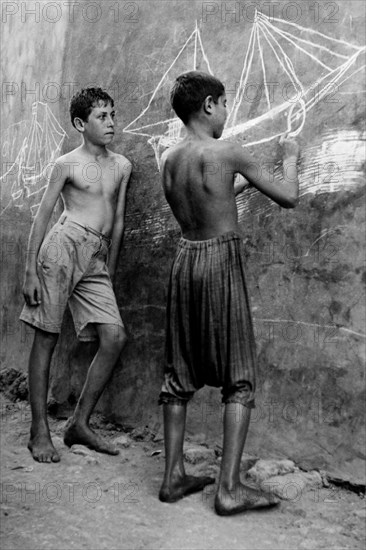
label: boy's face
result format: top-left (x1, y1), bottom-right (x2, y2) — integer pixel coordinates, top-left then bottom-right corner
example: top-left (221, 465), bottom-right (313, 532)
top-left (82, 101), bottom-right (115, 144)
top-left (213, 94), bottom-right (227, 139)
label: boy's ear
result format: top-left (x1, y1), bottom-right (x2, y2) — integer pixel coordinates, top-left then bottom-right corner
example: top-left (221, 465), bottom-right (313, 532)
top-left (203, 95), bottom-right (214, 115)
top-left (73, 117), bottom-right (85, 132)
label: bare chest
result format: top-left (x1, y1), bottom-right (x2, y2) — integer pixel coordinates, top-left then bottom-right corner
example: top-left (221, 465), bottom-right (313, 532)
top-left (65, 161), bottom-right (120, 198)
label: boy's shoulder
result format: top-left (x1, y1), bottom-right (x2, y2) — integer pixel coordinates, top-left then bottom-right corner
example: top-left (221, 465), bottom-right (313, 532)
top-left (203, 139), bottom-right (252, 167)
top-left (107, 150), bottom-right (132, 170)
top-left (208, 139), bottom-right (243, 156)
top-left (164, 137), bottom-right (231, 155)
top-left (56, 148), bottom-right (131, 172)
top-left (54, 147), bottom-right (83, 167)
top-left (161, 140), bottom-right (228, 174)
top-left (164, 138), bottom-right (242, 163)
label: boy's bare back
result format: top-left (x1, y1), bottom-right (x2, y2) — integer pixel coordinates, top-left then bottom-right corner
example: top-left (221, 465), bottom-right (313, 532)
top-left (161, 135), bottom-right (299, 242)
top-left (161, 138), bottom-right (242, 241)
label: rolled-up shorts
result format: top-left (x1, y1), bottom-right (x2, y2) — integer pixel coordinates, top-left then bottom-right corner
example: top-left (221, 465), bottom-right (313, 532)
top-left (20, 214), bottom-right (124, 342)
top-left (159, 231), bottom-right (257, 408)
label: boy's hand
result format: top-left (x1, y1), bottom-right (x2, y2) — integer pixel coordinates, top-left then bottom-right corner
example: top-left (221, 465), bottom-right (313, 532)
top-left (279, 134), bottom-right (299, 160)
top-left (23, 273), bottom-right (42, 306)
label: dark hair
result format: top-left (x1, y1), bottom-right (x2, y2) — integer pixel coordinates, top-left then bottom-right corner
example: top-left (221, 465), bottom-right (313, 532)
top-left (170, 71), bottom-right (225, 124)
top-left (69, 87), bottom-right (114, 128)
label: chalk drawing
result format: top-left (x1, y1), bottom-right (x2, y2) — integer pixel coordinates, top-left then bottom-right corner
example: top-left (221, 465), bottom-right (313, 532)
top-left (223, 11), bottom-right (365, 145)
top-left (255, 318), bottom-right (366, 340)
top-left (0, 102), bottom-right (67, 217)
top-left (123, 11), bottom-right (365, 173)
top-left (123, 21), bottom-right (213, 168)
top-left (303, 227), bottom-right (347, 257)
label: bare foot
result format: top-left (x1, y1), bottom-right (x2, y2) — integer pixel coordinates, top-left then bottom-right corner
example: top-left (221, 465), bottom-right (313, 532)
top-left (28, 432), bottom-right (60, 463)
top-left (215, 483), bottom-right (280, 516)
top-left (64, 421), bottom-right (119, 455)
top-left (159, 474), bottom-right (215, 503)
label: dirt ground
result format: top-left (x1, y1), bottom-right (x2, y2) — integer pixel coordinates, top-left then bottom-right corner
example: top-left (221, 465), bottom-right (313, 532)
top-left (1, 393), bottom-right (365, 550)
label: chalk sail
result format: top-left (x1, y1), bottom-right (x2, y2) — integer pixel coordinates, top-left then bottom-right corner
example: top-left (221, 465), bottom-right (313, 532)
top-left (123, 22), bottom-right (213, 168)
top-left (224, 11), bottom-right (365, 145)
top-left (123, 11), bottom-right (365, 168)
top-left (0, 102), bottom-right (67, 217)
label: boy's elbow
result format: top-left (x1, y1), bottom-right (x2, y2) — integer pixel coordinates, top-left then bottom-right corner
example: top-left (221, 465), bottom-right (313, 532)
top-left (282, 196), bottom-right (299, 209)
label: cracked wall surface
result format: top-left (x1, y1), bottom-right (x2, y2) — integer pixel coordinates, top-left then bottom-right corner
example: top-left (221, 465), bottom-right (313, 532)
top-left (1, 1), bottom-right (365, 484)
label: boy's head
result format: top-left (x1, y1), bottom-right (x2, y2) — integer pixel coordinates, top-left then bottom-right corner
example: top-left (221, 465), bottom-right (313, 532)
top-left (170, 71), bottom-right (225, 125)
top-left (69, 87), bottom-right (114, 129)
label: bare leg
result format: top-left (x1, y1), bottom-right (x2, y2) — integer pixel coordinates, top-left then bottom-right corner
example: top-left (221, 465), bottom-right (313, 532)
top-left (64, 324), bottom-right (126, 455)
top-left (28, 329), bottom-right (60, 463)
top-left (215, 403), bottom-right (279, 515)
top-left (159, 403), bottom-right (215, 502)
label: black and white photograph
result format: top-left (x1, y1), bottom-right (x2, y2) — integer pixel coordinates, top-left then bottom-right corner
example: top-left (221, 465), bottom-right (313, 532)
top-left (1, 1), bottom-right (365, 548)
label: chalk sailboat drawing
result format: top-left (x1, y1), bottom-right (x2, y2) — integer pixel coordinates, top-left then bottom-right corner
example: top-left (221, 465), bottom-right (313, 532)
top-left (123, 11), bottom-right (365, 182)
top-left (123, 21), bottom-right (214, 167)
top-left (0, 102), bottom-right (67, 217)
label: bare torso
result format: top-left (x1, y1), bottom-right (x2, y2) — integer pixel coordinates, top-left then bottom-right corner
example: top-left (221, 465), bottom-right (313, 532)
top-left (161, 138), bottom-right (239, 240)
top-left (60, 147), bottom-right (127, 236)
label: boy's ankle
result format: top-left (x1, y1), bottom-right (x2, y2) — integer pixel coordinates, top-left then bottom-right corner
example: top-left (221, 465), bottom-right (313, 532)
top-left (65, 416), bottom-right (87, 429)
top-left (30, 424), bottom-right (51, 437)
top-left (217, 479), bottom-right (239, 493)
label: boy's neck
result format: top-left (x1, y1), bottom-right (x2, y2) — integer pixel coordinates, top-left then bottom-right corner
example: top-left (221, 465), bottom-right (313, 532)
top-left (81, 139), bottom-right (109, 159)
top-left (184, 118), bottom-right (215, 140)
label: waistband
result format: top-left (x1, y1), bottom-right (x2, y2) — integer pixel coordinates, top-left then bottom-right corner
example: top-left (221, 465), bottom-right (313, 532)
top-left (59, 214), bottom-right (112, 244)
top-left (178, 231), bottom-right (243, 250)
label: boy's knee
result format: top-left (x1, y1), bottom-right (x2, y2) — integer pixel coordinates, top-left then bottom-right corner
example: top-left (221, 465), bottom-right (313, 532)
top-left (99, 325), bottom-right (127, 353)
top-left (35, 329), bottom-right (59, 350)
top-left (115, 327), bottom-right (128, 351)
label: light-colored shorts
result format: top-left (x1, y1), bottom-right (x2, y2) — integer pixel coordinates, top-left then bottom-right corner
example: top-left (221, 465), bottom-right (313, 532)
top-left (20, 215), bottom-right (124, 342)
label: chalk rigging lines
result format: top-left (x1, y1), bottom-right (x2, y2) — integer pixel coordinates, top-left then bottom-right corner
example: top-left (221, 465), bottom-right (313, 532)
top-left (224, 12), bottom-right (365, 144)
top-left (123, 21), bottom-right (214, 168)
top-left (0, 13), bottom-right (364, 340)
top-left (123, 11), bottom-right (365, 167)
top-left (1, 102), bottom-right (67, 217)
top-left (1, 11), bottom-right (365, 215)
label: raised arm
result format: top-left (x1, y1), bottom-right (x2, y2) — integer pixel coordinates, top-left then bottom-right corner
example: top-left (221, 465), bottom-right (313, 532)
top-left (108, 160), bottom-right (132, 282)
top-left (230, 137), bottom-right (300, 208)
top-left (23, 160), bottom-right (67, 306)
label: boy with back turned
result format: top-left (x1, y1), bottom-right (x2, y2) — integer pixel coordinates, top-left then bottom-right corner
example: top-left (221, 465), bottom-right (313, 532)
top-left (20, 87), bottom-right (132, 462)
top-left (158, 71), bottom-right (300, 515)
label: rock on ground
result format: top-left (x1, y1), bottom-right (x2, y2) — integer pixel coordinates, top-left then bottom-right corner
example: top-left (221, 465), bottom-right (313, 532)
top-left (113, 434), bottom-right (132, 448)
top-left (247, 459), bottom-right (297, 483)
top-left (183, 444), bottom-right (216, 465)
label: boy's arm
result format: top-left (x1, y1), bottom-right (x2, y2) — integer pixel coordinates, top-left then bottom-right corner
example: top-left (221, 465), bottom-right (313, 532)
top-left (230, 137), bottom-right (300, 207)
top-left (108, 160), bottom-right (132, 282)
top-left (23, 160), bottom-right (67, 306)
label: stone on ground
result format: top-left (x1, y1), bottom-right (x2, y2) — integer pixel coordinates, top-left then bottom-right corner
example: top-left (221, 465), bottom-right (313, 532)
top-left (183, 444), bottom-right (216, 465)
